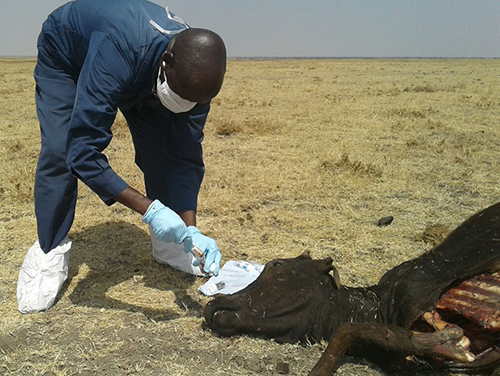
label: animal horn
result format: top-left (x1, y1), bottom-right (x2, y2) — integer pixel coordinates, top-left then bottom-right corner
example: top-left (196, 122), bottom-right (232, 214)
top-left (297, 250), bottom-right (312, 259)
top-left (317, 258), bottom-right (341, 290)
top-left (331, 265), bottom-right (341, 290)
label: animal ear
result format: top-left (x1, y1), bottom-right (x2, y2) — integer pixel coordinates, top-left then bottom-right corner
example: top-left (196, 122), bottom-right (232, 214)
top-left (330, 266), bottom-right (341, 290)
top-left (318, 257), bottom-right (334, 273)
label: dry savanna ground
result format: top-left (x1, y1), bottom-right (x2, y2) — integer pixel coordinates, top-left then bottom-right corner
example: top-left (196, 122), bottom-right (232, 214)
top-left (1, 58), bottom-right (499, 375)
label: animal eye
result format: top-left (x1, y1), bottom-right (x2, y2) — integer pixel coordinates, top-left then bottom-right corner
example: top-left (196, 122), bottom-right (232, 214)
top-left (271, 260), bottom-right (285, 267)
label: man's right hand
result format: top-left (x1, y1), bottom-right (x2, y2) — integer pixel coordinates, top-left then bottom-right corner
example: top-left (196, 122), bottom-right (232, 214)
top-left (142, 199), bottom-right (188, 244)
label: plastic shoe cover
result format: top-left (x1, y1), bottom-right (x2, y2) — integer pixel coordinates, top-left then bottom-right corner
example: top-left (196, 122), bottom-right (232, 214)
top-left (17, 238), bottom-right (71, 314)
top-left (149, 225), bottom-right (205, 277)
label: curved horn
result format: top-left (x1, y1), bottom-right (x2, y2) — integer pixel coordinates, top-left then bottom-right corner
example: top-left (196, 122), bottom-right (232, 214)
top-left (297, 250), bottom-right (312, 259)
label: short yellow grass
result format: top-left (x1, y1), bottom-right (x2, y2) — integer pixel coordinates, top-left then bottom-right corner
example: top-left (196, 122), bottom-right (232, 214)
top-left (0, 58), bottom-right (498, 375)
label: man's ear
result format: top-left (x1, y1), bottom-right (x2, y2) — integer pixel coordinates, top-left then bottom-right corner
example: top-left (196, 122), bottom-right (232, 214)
top-left (160, 52), bottom-right (174, 71)
top-left (162, 34), bottom-right (177, 70)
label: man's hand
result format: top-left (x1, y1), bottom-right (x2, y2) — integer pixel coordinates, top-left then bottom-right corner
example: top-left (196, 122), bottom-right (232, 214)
top-left (142, 200), bottom-right (188, 244)
top-left (115, 189), bottom-right (220, 274)
top-left (186, 226), bottom-right (222, 276)
top-left (116, 188), bottom-right (190, 244)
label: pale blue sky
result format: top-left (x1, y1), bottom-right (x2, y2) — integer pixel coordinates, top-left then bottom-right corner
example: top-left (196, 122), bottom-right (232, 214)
top-left (1, 0), bottom-right (499, 58)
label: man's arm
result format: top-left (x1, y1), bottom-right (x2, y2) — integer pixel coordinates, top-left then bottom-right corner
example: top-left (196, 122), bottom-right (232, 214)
top-left (66, 33), bottom-right (133, 205)
top-left (115, 187), bottom-right (196, 226)
top-left (115, 187), bottom-right (152, 215)
top-left (178, 210), bottom-right (196, 227)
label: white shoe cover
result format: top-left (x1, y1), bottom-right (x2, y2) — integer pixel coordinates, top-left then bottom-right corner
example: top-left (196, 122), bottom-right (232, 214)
top-left (149, 225), bottom-right (204, 277)
top-left (17, 238), bottom-right (71, 314)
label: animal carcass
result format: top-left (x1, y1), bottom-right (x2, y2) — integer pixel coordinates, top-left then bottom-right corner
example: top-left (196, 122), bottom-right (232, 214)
top-left (204, 203), bottom-right (500, 375)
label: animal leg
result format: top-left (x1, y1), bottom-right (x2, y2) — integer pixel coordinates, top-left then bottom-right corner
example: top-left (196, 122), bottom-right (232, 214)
top-left (308, 322), bottom-right (475, 376)
top-left (421, 310), bottom-right (471, 350)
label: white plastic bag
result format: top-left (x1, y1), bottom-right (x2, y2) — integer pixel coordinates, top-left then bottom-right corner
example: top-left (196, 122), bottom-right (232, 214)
top-left (199, 260), bottom-right (264, 296)
top-left (149, 225), bottom-right (205, 276)
top-left (17, 237), bottom-right (71, 314)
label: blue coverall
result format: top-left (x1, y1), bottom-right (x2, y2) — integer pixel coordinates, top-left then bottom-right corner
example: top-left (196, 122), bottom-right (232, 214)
top-left (34, 0), bottom-right (209, 253)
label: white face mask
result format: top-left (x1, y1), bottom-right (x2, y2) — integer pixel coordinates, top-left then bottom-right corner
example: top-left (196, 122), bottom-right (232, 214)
top-left (156, 69), bottom-right (197, 113)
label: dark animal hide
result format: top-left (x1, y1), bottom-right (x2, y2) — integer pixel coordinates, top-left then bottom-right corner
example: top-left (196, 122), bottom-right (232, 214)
top-left (205, 203), bottom-right (500, 375)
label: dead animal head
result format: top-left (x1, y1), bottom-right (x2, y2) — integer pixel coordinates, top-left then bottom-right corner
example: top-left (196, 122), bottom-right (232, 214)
top-left (204, 251), bottom-right (341, 343)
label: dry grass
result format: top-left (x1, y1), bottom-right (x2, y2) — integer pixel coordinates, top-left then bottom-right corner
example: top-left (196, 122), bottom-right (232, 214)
top-left (1, 58), bottom-right (499, 375)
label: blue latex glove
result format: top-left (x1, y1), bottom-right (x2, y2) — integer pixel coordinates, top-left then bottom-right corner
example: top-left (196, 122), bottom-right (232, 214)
top-left (186, 226), bottom-right (222, 276)
top-left (142, 200), bottom-right (188, 244)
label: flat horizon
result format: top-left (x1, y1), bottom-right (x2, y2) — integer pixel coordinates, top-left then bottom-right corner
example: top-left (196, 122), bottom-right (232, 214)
top-left (1, 55), bottom-right (499, 60)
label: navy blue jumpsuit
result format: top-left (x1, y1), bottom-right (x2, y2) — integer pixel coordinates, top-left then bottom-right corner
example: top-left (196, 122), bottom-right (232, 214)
top-left (34, 0), bottom-right (208, 253)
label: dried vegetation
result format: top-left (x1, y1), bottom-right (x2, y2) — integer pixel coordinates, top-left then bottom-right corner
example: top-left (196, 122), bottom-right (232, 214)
top-left (0, 58), bottom-right (499, 375)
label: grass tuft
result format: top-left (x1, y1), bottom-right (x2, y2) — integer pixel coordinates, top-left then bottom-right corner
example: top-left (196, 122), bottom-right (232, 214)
top-left (320, 154), bottom-right (383, 178)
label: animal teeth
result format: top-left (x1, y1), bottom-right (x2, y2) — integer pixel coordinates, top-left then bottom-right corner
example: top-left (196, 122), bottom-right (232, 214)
top-left (422, 310), bottom-right (448, 330)
top-left (464, 351), bottom-right (476, 363)
top-left (457, 336), bottom-right (471, 350)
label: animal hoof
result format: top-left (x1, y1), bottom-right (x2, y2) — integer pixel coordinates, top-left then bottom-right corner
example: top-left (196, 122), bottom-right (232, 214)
top-left (412, 326), bottom-right (476, 363)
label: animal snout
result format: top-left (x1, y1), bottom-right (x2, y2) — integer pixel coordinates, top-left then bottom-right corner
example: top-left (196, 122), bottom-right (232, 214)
top-left (204, 297), bottom-right (242, 335)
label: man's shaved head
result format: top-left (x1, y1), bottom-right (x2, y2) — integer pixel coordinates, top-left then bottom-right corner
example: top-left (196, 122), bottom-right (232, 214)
top-left (160, 28), bottom-right (227, 103)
